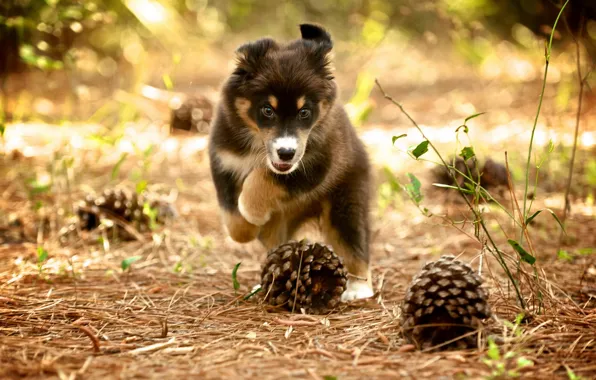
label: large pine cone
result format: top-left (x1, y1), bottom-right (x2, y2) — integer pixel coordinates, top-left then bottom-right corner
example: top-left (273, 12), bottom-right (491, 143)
top-left (400, 255), bottom-right (491, 350)
top-left (75, 188), bottom-right (176, 235)
top-left (260, 240), bottom-right (348, 314)
top-left (169, 95), bottom-right (213, 134)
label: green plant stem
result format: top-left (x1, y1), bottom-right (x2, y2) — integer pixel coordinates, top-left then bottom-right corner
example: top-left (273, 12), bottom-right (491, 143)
top-left (521, 0), bottom-right (569, 244)
top-left (375, 79), bottom-right (526, 309)
top-left (558, 13), bottom-right (589, 254)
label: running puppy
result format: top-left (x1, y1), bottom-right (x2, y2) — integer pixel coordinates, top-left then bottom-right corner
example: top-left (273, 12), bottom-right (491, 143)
top-left (208, 24), bottom-right (373, 301)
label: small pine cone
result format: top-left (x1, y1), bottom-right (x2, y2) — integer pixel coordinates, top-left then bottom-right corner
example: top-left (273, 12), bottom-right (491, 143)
top-left (432, 156), bottom-right (480, 190)
top-left (75, 188), bottom-right (177, 235)
top-left (260, 240), bottom-right (348, 314)
top-left (480, 158), bottom-right (509, 189)
top-left (400, 255), bottom-right (491, 350)
top-left (170, 95), bottom-right (213, 134)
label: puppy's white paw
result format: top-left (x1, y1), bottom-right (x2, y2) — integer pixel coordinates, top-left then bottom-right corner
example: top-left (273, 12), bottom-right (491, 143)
top-left (238, 192), bottom-right (270, 226)
top-left (341, 279), bottom-right (374, 302)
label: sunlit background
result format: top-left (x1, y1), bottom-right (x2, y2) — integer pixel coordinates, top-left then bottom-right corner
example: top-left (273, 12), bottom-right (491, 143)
top-left (0, 0), bottom-right (595, 208)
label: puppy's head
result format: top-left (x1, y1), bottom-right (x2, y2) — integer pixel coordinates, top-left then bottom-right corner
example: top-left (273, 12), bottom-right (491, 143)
top-left (224, 24), bottom-right (337, 175)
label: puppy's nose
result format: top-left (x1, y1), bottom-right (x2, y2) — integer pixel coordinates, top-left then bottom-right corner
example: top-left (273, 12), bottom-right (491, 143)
top-left (277, 147), bottom-right (296, 161)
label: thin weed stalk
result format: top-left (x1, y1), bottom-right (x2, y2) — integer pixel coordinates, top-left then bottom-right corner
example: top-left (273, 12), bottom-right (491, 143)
top-left (374, 79), bottom-right (526, 309)
top-left (521, 0), bottom-right (570, 244)
top-left (558, 13), bottom-right (591, 253)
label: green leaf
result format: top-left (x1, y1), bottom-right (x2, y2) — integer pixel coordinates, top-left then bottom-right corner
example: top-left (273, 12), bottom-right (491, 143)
top-left (557, 250), bottom-right (572, 262)
top-left (392, 134), bottom-right (407, 145)
top-left (111, 152), bottom-right (128, 180)
top-left (411, 140), bottom-right (429, 159)
top-left (19, 44), bottom-right (37, 65)
top-left (142, 202), bottom-right (158, 230)
top-left (162, 74), bottom-right (174, 90)
top-left (464, 112), bottom-right (486, 123)
top-left (578, 248), bottom-right (593, 256)
top-left (517, 357), bottom-right (533, 368)
top-left (37, 246), bottom-right (49, 263)
top-left (487, 338), bottom-right (500, 360)
top-left (547, 139), bottom-right (555, 153)
top-left (243, 285), bottom-right (262, 300)
top-left (232, 262), bottom-right (241, 292)
top-left (508, 239), bottom-right (536, 265)
top-left (514, 313), bottom-right (525, 325)
top-left (459, 146), bottom-right (475, 161)
top-left (404, 173), bottom-right (423, 205)
top-left (524, 208), bottom-right (566, 235)
top-left (173, 261), bottom-right (183, 273)
top-left (121, 256), bottom-right (142, 271)
top-left (136, 180), bottom-right (147, 195)
top-left (323, 377), bottom-right (337, 380)
top-left (382, 166), bottom-right (400, 192)
top-left (0, 124), bottom-right (5, 138)
top-left (27, 180), bottom-right (52, 195)
top-left (566, 366), bottom-right (581, 380)
top-left (455, 124), bottom-right (469, 134)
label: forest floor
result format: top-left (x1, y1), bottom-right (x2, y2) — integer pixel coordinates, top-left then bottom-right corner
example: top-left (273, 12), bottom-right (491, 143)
top-left (0, 45), bottom-right (595, 379)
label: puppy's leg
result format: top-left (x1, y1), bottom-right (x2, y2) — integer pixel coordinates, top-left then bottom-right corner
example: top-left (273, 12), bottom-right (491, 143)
top-left (258, 212), bottom-right (289, 250)
top-left (321, 193), bottom-right (373, 302)
top-left (238, 167), bottom-right (286, 226)
top-left (210, 154), bottom-right (260, 243)
top-left (222, 210), bottom-right (260, 243)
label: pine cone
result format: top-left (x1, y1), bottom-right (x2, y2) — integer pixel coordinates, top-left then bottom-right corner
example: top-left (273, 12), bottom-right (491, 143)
top-left (75, 188), bottom-right (177, 235)
top-left (260, 240), bottom-right (348, 314)
top-left (400, 255), bottom-right (491, 350)
top-left (170, 95), bottom-right (213, 134)
top-left (480, 158), bottom-right (509, 189)
top-left (432, 157), bottom-right (480, 190)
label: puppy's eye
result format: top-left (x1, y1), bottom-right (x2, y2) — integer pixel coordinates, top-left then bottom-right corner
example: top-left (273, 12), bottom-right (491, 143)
top-left (298, 108), bottom-right (311, 119)
top-left (261, 106), bottom-right (274, 118)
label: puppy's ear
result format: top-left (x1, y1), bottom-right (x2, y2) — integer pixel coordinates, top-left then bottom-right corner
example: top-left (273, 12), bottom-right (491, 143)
top-left (299, 24), bottom-right (334, 80)
top-left (299, 24), bottom-right (332, 53)
top-left (233, 38), bottom-right (278, 78)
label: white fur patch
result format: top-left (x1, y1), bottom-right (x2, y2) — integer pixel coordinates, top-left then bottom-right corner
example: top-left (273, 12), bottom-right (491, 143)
top-left (272, 136), bottom-right (298, 151)
top-left (341, 279), bottom-right (374, 302)
top-left (217, 150), bottom-right (259, 179)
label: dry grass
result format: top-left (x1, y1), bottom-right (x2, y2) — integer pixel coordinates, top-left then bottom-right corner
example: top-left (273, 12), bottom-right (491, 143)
top-left (0, 125), bottom-right (595, 380)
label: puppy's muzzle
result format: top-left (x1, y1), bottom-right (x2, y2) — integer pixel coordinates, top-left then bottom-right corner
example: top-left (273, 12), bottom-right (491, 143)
top-left (268, 136), bottom-right (301, 174)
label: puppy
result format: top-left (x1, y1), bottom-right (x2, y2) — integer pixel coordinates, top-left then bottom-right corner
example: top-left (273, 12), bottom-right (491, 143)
top-left (208, 24), bottom-right (373, 301)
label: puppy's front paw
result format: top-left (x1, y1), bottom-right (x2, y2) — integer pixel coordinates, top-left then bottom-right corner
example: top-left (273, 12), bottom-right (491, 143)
top-left (341, 279), bottom-right (374, 302)
top-left (238, 191), bottom-right (271, 226)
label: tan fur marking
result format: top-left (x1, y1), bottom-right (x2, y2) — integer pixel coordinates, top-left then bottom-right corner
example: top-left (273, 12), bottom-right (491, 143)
top-left (297, 96), bottom-right (306, 110)
top-left (239, 166), bottom-right (288, 225)
top-left (318, 100), bottom-right (330, 116)
top-left (235, 97), bottom-right (259, 133)
top-left (268, 95), bottom-right (278, 109)
top-left (222, 210), bottom-right (260, 243)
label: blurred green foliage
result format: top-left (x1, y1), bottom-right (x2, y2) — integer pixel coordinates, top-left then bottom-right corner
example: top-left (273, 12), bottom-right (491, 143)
top-left (2, 0), bottom-right (592, 75)
top-left (0, 0), bottom-right (594, 124)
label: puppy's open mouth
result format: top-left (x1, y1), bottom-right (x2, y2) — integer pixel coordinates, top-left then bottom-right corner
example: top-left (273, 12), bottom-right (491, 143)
top-left (272, 162), bottom-right (293, 172)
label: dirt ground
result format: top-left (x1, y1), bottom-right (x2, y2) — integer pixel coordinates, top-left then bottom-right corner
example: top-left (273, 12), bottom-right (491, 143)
top-left (1, 45), bottom-right (596, 379)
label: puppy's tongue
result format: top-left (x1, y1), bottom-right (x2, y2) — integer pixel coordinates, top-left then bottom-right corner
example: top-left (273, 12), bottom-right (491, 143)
top-left (273, 162), bottom-right (292, 172)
